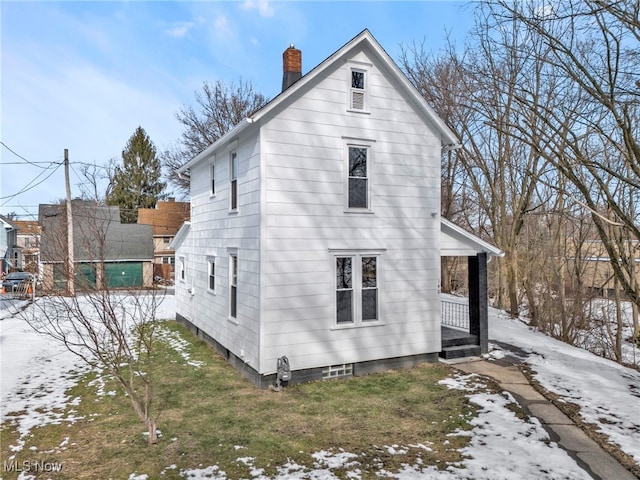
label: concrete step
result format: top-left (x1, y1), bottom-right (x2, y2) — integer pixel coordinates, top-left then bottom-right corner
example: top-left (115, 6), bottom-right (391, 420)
top-left (442, 334), bottom-right (479, 348)
top-left (439, 344), bottom-right (482, 360)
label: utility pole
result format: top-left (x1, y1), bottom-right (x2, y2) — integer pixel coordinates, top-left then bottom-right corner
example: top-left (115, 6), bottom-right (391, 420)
top-left (64, 149), bottom-right (75, 296)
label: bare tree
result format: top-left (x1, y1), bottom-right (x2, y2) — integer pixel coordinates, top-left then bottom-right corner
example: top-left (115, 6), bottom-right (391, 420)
top-left (400, 6), bottom-right (555, 316)
top-left (488, 0), bottom-right (640, 314)
top-left (162, 79), bottom-right (269, 197)
top-left (27, 201), bottom-right (163, 444)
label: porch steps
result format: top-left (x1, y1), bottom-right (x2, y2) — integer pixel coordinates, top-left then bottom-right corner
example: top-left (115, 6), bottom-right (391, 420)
top-left (440, 328), bottom-right (481, 359)
top-left (440, 344), bottom-right (482, 359)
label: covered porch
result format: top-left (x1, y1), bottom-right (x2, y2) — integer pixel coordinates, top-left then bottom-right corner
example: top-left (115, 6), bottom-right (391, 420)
top-left (439, 219), bottom-right (503, 359)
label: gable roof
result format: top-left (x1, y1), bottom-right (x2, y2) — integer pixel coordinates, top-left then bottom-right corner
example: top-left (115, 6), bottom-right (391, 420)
top-left (14, 220), bottom-right (41, 236)
top-left (39, 201), bottom-right (153, 262)
top-left (169, 221), bottom-right (191, 251)
top-left (440, 218), bottom-right (503, 257)
top-left (180, 29), bottom-right (458, 172)
top-left (0, 214), bottom-right (17, 231)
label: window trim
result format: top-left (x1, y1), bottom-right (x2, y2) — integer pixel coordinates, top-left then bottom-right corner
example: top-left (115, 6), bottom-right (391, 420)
top-left (229, 149), bottom-right (238, 212)
top-left (330, 250), bottom-right (384, 329)
top-left (343, 141), bottom-right (374, 213)
top-left (207, 256), bottom-right (216, 293)
top-left (348, 66), bottom-right (370, 113)
top-left (210, 158), bottom-right (216, 197)
top-left (228, 252), bottom-right (238, 322)
top-left (179, 256), bottom-right (186, 282)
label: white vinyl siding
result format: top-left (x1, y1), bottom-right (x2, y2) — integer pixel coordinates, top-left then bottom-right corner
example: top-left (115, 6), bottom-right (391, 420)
top-left (260, 49), bottom-right (442, 374)
top-left (175, 44), bottom-right (444, 378)
top-left (173, 132), bottom-right (261, 372)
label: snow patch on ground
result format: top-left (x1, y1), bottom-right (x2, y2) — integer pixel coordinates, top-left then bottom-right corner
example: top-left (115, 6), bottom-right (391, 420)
top-left (487, 308), bottom-right (640, 465)
top-left (155, 325), bottom-right (205, 368)
top-left (3, 293), bottom-right (639, 478)
top-left (175, 374), bottom-right (592, 479)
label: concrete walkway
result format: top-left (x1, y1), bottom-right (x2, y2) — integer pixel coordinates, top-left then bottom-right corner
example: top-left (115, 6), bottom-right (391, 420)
top-left (444, 356), bottom-right (637, 480)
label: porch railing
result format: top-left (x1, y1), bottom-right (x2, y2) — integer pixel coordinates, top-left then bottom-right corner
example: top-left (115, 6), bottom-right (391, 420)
top-left (441, 297), bottom-right (469, 330)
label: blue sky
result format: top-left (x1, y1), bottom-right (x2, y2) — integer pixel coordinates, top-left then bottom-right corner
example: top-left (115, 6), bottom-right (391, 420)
top-left (1, 1), bottom-right (475, 220)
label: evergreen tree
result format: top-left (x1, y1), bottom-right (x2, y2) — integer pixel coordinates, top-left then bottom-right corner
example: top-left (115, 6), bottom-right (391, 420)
top-left (107, 126), bottom-right (166, 223)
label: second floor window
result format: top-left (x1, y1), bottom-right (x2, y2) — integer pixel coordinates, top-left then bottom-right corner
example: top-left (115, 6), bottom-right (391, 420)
top-left (348, 146), bottom-right (369, 209)
top-left (210, 162), bottom-right (216, 195)
top-left (230, 150), bottom-right (238, 211)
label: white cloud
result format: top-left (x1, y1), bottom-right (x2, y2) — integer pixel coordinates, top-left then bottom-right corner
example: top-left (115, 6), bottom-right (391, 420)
top-left (240, 0), bottom-right (275, 18)
top-left (165, 23), bottom-right (193, 38)
top-left (163, 16), bottom-right (205, 39)
top-left (1, 43), bottom-right (183, 211)
top-left (213, 14), bottom-right (232, 37)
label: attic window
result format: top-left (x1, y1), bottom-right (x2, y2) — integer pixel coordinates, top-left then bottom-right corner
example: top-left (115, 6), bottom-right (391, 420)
top-left (350, 69), bottom-right (366, 111)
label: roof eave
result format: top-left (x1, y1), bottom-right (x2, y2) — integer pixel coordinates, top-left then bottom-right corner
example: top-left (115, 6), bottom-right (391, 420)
top-left (178, 119), bottom-right (253, 173)
top-left (441, 218), bottom-right (504, 257)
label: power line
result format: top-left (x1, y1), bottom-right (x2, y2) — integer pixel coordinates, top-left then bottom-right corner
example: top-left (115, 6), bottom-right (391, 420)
top-left (0, 141), bottom-right (60, 169)
top-left (0, 162), bottom-right (63, 206)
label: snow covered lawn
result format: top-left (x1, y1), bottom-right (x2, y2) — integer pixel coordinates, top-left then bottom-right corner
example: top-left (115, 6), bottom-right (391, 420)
top-left (487, 307), bottom-right (640, 467)
top-left (1, 293), bottom-right (638, 479)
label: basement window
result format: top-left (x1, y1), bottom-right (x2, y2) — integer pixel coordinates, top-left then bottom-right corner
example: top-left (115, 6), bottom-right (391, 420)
top-left (322, 363), bottom-right (353, 379)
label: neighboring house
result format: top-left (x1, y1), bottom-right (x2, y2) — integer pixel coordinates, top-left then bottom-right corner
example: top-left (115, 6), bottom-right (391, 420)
top-left (39, 201), bottom-right (154, 290)
top-left (137, 198), bottom-right (190, 277)
top-left (14, 220), bottom-right (41, 276)
top-left (0, 215), bottom-right (21, 274)
top-left (172, 30), bottom-right (502, 388)
top-left (571, 239), bottom-right (640, 298)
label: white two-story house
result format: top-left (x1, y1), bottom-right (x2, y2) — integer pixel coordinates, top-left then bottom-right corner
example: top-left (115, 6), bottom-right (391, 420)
top-left (172, 30), bottom-right (501, 388)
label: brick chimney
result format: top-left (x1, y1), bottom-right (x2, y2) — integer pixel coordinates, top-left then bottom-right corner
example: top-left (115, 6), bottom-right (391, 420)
top-left (282, 44), bottom-right (302, 91)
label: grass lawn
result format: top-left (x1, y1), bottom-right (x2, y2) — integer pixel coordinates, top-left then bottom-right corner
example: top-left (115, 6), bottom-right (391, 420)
top-left (1, 321), bottom-right (481, 479)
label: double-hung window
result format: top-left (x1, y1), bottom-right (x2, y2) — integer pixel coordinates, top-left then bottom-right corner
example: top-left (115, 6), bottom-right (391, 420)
top-left (179, 256), bottom-right (185, 282)
top-left (229, 253), bottom-right (238, 319)
top-left (230, 150), bottom-right (238, 211)
top-left (210, 161), bottom-right (216, 196)
top-left (348, 146), bottom-right (369, 209)
top-left (207, 257), bottom-right (215, 292)
top-left (344, 141), bottom-right (374, 211)
top-left (335, 253), bottom-right (380, 326)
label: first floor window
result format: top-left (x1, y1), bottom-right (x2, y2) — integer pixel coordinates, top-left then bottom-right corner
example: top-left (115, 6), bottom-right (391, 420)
top-left (336, 257), bottom-right (353, 324)
top-left (208, 258), bottom-right (215, 291)
top-left (229, 254), bottom-right (237, 318)
top-left (179, 257), bottom-right (185, 281)
top-left (361, 257), bottom-right (377, 321)
top-left (335, 254), bottom-right (379, 325)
